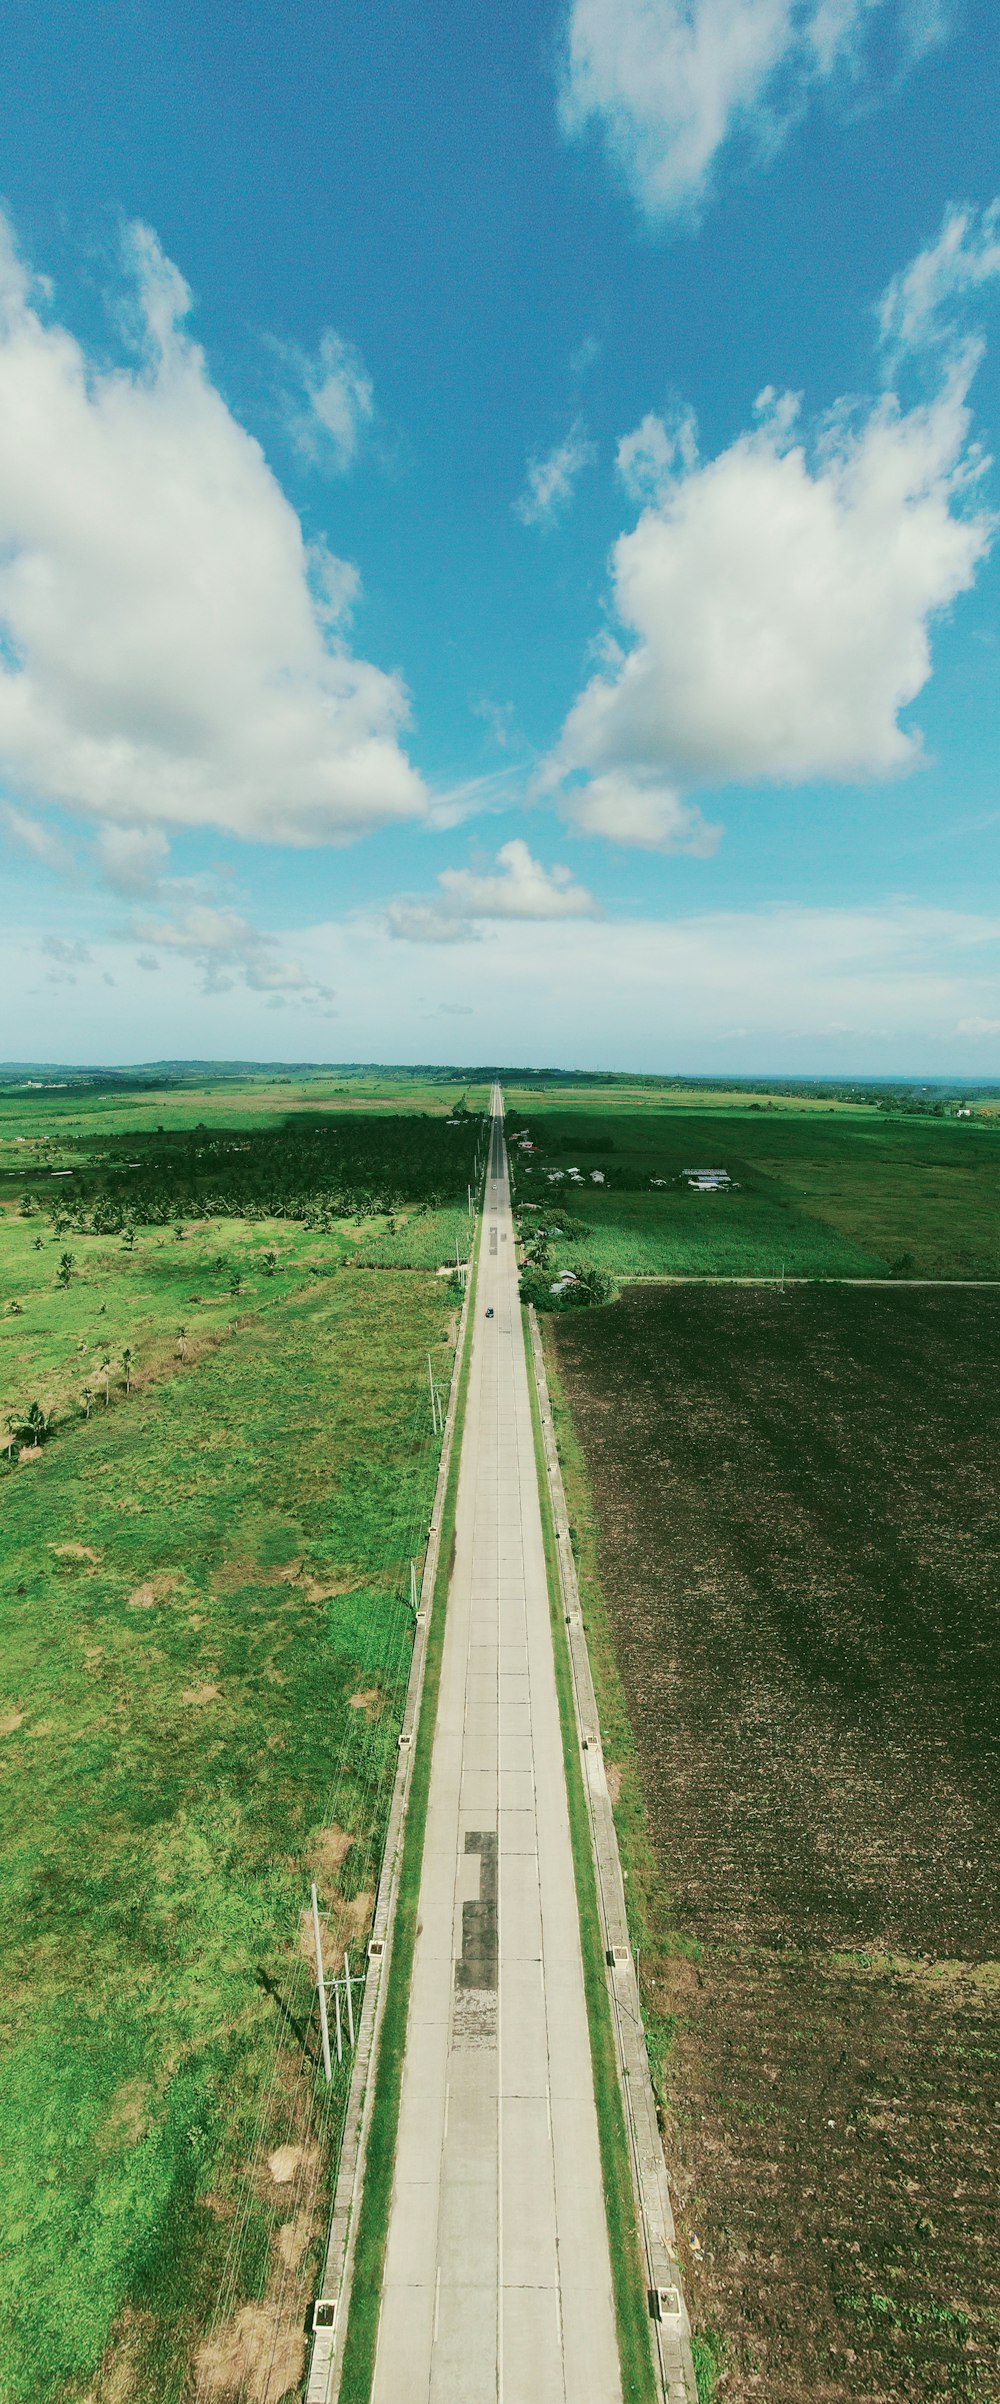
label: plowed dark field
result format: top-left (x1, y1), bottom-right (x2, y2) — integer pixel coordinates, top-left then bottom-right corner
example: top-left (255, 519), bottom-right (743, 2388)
top-left (552, 1286), bottom-right (1000, 2403)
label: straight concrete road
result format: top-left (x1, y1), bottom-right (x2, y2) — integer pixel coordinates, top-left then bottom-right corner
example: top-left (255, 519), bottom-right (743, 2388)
top-left (371, 1088), bottom-right (622, 2404)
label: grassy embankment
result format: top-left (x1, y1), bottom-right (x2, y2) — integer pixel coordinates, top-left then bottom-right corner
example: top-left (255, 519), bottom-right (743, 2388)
top-left (538, 1322), bottom-right (725, 2400)
top-left (0, 1212), bottom-right (460, 2400)
top-left (524, 1315), bottom-right (661, 2404)
top-left (509, 1101), bottom-right (1000, 1281)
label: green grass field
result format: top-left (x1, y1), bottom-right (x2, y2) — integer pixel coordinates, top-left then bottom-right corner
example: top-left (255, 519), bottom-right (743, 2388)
top-left (0, 1204), bottom-right (469, 1449)
top-left (4, 1062), bottom-right (999, 2400)
top-left (0, 1080), bottom-right (471, 2403)
top-left (510, 1102), bottom-right (1000, 1280)
top-left (0, 1070), bottom-right (494, 1159)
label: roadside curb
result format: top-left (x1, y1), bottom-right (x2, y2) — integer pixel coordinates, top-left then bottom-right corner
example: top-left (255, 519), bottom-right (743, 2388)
top-left (306, 1253), bottom-right (475, 2404)
top-left (528, 1304), bottom-right (698, 2404)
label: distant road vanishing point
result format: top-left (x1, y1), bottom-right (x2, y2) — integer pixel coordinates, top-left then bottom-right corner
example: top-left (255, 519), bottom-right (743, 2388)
top-left (369, 1085), bottom-right (622, 2401)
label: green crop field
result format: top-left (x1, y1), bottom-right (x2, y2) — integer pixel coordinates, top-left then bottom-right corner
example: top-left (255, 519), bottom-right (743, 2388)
top-left (509, 1098), bottom-right (1000, 1283)
top-left (0, 1067), bottom-right (494, 1155)
top-left (0, 1074), bottom-right (482, 2403)
top-left (549, 1284), bottom-right (1000, 2403)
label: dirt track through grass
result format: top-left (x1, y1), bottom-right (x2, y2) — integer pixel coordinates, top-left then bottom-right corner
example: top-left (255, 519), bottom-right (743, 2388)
top-left (552, 1285), bottom-right (1000, 2403)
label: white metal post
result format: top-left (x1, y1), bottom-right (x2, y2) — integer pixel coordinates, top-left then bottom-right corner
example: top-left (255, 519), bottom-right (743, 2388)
top-left (428, 1352), bottom-right (438, 1434)
top-left (344, 1951), bottom-right (356, 2050)
top-left (311, 1882), bottom-right (332, 2086)
top-left (333, 1969), bottom-right (343, 2065)
top-left (410, 1558), bottom-right (418, 1615)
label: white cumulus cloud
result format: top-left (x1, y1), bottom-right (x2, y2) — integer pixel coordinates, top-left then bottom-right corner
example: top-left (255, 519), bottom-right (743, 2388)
top-left (880, 200), bottom-right (1000, 357)
top-left (559, 0), bottom-right (950, 226)
top-left (1, 804), bottom-right (77, 876)
top-left (617, 406), bottom-right (698, 501)
top-left (544, 343), bottom-right (993, 844)
top-left (96, 825), bottom-right (171, 897)
top-left (0, 216), bottom-right (426, 847)
top-left (388, 838), bottom-right (600, 943)
top-left (131, 902), bottom-right (335, 1004)
top-left (517, 422), bottom-right (596, 526)
top-left (566, 769), bottom-right (721, 853)
top-left (282, 328), bottom-right (375, 472)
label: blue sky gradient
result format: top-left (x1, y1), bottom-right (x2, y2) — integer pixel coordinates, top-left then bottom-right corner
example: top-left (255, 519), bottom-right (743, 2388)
top-left (1, 0), bottom-right (998, 1070)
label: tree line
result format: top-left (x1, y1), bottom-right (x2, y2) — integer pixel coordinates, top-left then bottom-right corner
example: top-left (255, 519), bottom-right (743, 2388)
top-left (13, 1112), bottom-right (485, 1235)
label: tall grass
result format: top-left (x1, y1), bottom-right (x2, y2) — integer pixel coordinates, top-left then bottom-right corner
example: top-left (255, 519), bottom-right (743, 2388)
top-left (0, 1265), bottom-right (453, 2400)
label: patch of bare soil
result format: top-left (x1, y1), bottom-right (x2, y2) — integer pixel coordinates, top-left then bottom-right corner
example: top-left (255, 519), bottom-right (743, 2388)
top-left (180, 1682), bottom-right (221, 1707)
top-left (128, 1569), bottom-right (183, 1608)
top-left (298, 1889), bottom-right (373, 1975)
top-left (267, 2142), bottom-right (320, 2188)
top-left (0, 1708), bottom-right (24, 1738)
top-left (99, 2077), bottom-right (151, 2149)
top-left (554, 1285), bottom-right (1000, 2403)
top-left (349, 1686), bottom-right (382, 1716)
top-left (195, 2301), bottom-right (305, 2403)
top-left (198, 2138), bottom-right (324, 2403)
top-left (307, 1823), bottom-right (355, 1886)
top-left (276, 2211), bottom-right (312, 2270)
top-left (83, 2309), bottom-right (159, 2404)
top-left (305, 1574), bottom-right (357, 1601)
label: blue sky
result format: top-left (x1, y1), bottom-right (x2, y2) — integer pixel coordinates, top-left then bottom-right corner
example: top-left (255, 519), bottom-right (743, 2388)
top-left (1, 0), bottom-right (999, 1071)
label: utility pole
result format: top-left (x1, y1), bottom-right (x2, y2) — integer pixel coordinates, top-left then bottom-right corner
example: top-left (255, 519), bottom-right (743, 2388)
top-left (428, 1353), bottom-right (439, 1434)
top-left (411, 1559), bottom-right (418, 1616)
top-left (312, 1883), bottom-right (332, 2086)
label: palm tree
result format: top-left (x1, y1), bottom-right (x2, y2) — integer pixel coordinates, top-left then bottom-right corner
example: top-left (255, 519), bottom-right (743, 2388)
top-left (229, 1268), bottom-right (243, 1297)
top-left (81, 1386), bottom-right (93, 1420)
top-left (122, 1347), bottom-right (134, 1394)
top-left (22, 1401), bottom-right (49, 1448)
top-left (176, 1325), bottom-right (188, 1359)
top-left (56, 1251), bottom-right (75, 1288)
top-left (100, 1354), bottom-right (112, 1406)
top-left (262, 1249), bottom-right (277, 1277)
top-left (4, 1413), bottom-right (17, 1459)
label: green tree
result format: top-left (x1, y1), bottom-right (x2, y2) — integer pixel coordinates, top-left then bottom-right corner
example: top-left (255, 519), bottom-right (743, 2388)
top-left (122, 1347), bottom-right (134, 1394)
top-left (262, 1249), bottom-right (277, 1277)
top-left (176, 1325), bottom-right (188, 1360)
top-left (56, 1251), bottom-right (75, 1288)
top-left (21, 1401), bottom-right (49, 1448)
top-left (100, 1354), bottom-right (112, 1406)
